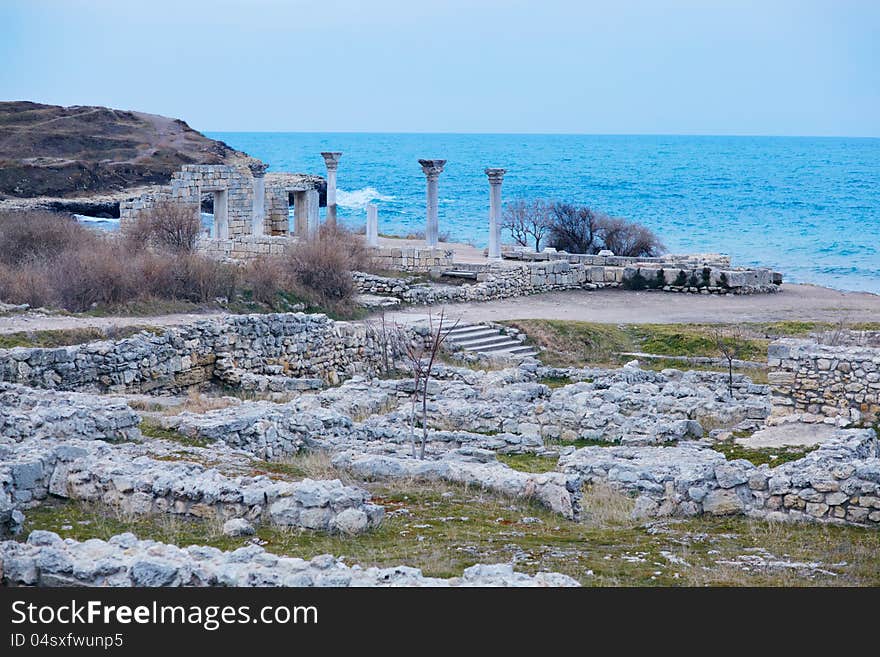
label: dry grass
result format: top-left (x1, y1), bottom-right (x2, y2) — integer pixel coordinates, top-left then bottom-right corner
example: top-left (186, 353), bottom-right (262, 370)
top-left (579, 481), bottom-right (637, 528)
top-left (0, 210), bottom-right (238, 311)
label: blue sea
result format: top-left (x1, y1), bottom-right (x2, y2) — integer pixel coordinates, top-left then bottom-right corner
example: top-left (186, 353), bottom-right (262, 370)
top-left (99, 132), bottom-right (880, 294)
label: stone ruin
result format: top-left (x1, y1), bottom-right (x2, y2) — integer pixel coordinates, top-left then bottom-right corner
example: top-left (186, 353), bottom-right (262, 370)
top-left (0, 312), bottom-right (877, 589)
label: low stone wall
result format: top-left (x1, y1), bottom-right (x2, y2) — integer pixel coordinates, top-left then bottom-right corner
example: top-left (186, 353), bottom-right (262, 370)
top-left (768, 333), bottom-right (880, 425)
top-left (353, 259), bottom-right (779, 306)
top-left (196, 235), bottom-right (290, 261)
top-left (560, 428), bottom-right (880, 527)
top-left (0, 313), bottom-right (423, 394)
top-left (0, 531), bottom-right (580, 587)
top-left (369, 246), bottom-right (454, 272)
top-left (1, 438), bottom-right (383, 533)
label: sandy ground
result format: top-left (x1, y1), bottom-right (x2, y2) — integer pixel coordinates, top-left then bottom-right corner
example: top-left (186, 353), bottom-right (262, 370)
top-left (384, 284), bottom-right (880, 327)
top-left (2, 283), bottom-right (879, 336)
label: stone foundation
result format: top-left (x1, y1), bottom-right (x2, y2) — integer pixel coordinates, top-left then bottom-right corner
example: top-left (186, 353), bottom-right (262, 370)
top-left (0, 313), bottom-right (425, 394)
top-left (768, 332), bottom-right (880, 425)
top-left (0, 531), bottom-right (579, 587)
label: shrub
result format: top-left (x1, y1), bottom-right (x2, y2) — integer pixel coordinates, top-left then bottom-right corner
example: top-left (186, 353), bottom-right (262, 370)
top-left (284, 225), bottom-right (363, 312)
top-left (0, 210), bottom-right (96, 266)
top-left (124, 200), bottom-right (202, 253)
top-left (0, 259), bottom-right (54, 308)
top-left (547, 203), bottom-right (600, 254)
top-left (50, 242), bottom-right (138, 311)
top-left (595, 215), bottom-right (665, 257)
top-left (243, 256), bottom-right (285, 305)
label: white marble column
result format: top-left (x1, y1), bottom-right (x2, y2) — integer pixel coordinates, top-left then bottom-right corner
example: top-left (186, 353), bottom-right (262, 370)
top-left (320, 152), bottom-right (342, 226)
top-left (306, 189), bottom-right (320, 239)
top-left (249, 162), bottom-right (268, 236)
top-left (418, 159), bottom-right (446, 248)
top-left (485, 168), bottom-right (506, 260)
top-left (213, 190), bottom-right (228, 240)
top-left (366, 203), bottom-right (379, 247)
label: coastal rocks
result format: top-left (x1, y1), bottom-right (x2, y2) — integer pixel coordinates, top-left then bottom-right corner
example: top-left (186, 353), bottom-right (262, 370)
top-left (0, 532), bottom-right (580, 587)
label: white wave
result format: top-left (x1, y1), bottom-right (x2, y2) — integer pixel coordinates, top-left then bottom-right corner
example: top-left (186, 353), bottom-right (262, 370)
top-left (74, 214), bottom-right (119, 223)
top-left (336, 187), bottom-right (394, 210)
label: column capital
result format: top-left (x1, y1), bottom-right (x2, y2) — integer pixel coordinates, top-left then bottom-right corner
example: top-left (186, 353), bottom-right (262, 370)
top-left (248, 162), bottom-right (269, 177)
top-left (321, 152), bottom-right (343, 170)
top-left (484, 167), bottom-right (507, 183)
top-left (419, 159), bottom-right (447, 179)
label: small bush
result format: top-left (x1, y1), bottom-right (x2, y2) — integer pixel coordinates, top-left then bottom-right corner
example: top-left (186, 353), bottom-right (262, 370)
top-left (0, 210), bottom-right (96, 266)
top-left (243, 256), bottom-right (284, 305)
top-left (284, 225), bottom-right (365, 312)
top-left (594, 215), bottom-right (665, 257)
top-left (124, 200), bottom-right (202, 254)
top-left (547, 203), bottom-right (599, 254)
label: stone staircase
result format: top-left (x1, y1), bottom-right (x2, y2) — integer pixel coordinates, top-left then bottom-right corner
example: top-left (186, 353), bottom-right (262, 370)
top-left (444, 323), bottom-right (537, 359)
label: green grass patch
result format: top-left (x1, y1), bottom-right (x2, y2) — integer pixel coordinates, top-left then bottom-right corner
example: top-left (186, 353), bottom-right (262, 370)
top-left (538, 375), bottom-right (575, 388)
top-left (139, 420), bottom-right (212, 448)
top-left (0, 326), bottom-right (160, 349)
top-left (21, 483), bottom-right (880, 587)
top-left (710, 440), bottom-right (817, 466)
top-left (545, 437), bottom-right (621, 448)
top-left (496, 453), bottom-right (559, 473)
top-left (502, 320), bottom-right (772, 368)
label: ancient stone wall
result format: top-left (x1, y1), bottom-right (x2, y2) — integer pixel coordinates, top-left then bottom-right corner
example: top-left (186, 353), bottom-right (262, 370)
top-left (768, 333), bottom-right (880, 425)
top-left (370, 246), bottom-right (454, 272)
top-left (0, 313), bottom-right (425, 394)
top-left (195, 235), bottom-right (290, 261)
top-left (560, 428), bottom-right (880, 527)
top-left (353, 259), bottom-right (779, 304)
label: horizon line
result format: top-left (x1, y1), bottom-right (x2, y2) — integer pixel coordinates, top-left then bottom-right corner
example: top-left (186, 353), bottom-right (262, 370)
top-left (202, 129), bottom-right (880, 140)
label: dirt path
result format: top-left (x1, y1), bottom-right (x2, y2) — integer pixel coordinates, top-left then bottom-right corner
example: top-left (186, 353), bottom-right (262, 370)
top-left (0, 311), bottom-right (229, 335)
top-left (2, 284), bottom-right (879, 336)
top-left (383, 284), bottom-right (880, 326)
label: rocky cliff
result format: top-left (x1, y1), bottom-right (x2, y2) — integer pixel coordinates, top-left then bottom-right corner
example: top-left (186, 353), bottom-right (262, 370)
top-left (0, 101), bottom-right (254, 199)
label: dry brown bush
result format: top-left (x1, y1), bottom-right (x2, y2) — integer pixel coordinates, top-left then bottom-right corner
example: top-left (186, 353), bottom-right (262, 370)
top-left (0, 210), bottom-right (96, 266)
top-left (595, 215), bottom-right (665, 258)
top-left (123, 200), bottom-right (202, 254)
top-left (242, 256), bottom-right (285, 305)
top-left (283, 225), bottom-right (370, 312)
top-left (0, 210), bottom-right (237, 311)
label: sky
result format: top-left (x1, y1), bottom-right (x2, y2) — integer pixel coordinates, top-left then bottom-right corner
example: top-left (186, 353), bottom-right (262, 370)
top-left (1, 0), bottom-right (878, 136)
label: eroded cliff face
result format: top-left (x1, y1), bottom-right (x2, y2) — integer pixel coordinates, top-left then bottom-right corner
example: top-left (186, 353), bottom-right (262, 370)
top-left (0, 101), bottom-right (254, 198)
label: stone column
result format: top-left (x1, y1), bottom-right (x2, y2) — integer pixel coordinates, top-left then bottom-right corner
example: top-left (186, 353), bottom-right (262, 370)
top-left (485, 168), bottom-right (506, 260)
top-left (366, 203), bottom-right (379, 247)
top-left (213, 190), bottom-right (229, 240)
top-left (306, 189), bottom-right (320, 239)
top-left (249, 162), bottom-right (268, 236)
top-left (320, 152), bottom-right (342, 226)
top-left (418, 159), bottom-right (446, 247)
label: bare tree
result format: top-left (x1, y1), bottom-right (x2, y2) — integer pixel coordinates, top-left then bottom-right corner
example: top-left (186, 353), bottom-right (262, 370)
top-left (713, 328), bottom-right (745, 396)
top-left (547, 203), bottom-right (600, 254)
top-left (502, 199), bottom-right (552, 252)
top-left (402, 310), bottom-right (458, 459)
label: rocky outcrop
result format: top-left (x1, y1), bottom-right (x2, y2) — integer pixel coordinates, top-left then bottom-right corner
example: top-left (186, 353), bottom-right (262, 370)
top-left (0, 531), bottom-right (580, 587)
top-left (0, 101), bottom-right (254, 199)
